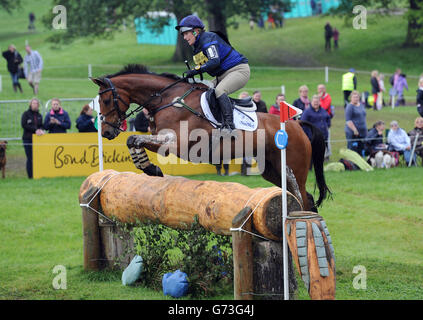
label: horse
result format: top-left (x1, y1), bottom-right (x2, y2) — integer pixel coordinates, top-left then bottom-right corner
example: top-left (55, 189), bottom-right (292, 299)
top-left (90, 64), bottom-right (330, 211)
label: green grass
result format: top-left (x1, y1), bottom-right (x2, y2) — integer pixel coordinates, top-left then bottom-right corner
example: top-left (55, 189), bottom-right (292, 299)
top-left (1, 0), bottom-right (423, 300)
top-left (0, 170), bottom-right (422, 300)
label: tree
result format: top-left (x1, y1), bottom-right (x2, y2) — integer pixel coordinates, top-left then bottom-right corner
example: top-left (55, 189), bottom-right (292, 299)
top-left (329, 0), bottom-right (423, 47)
top-left (0, 0), bottom-right (20, 13)
top-left (45, 0), bottom-right (290, 61)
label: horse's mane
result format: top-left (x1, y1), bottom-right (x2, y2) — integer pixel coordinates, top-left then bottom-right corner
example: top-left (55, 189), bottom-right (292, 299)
top-left (102, 64), bottom-right (188, 82)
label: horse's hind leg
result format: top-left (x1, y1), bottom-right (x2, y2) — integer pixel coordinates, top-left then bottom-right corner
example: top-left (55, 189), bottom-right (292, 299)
top-left (126, 134), bottom-right (176, 177)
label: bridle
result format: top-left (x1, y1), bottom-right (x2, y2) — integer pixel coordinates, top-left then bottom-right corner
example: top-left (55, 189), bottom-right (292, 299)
top-left (98, 78), bottom-right (131, 130)
top-left (97, 75), bottom-right (215, 132)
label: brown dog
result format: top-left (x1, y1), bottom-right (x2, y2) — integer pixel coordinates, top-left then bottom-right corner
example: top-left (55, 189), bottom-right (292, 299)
top-left (0, 141), bottom-right (7, 178)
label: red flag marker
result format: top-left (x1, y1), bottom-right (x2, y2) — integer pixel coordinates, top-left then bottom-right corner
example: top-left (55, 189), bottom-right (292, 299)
top-left (279, 101), bottom-right (303, 123)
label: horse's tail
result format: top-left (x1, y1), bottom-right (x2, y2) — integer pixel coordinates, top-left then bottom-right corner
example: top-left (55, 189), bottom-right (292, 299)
top-left (299, 120), bottom-right (332, 207)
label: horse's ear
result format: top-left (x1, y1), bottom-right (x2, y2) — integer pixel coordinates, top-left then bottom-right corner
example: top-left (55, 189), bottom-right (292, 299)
top-left (90, 77), bottom-right (105, 87)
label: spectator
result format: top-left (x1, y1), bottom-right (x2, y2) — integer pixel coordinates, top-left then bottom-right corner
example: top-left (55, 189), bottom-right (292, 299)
top-left (408, 117), bottom-right (423, 160)
top-left (333, 27), bottom-right (339, 49)
top-left (342, 68), bottom-right (357, 108)
top-left (2, 44), bottom-right (23, 93)
top-left (269, 93), bottom-right (285, 116)
top-left (238, 91), bottom-right (249, 99)
top-left (394, 73), bottom-right (408, 106)
top-left (120, 119), bottom-right (128, 132)
top-left (44, 98), bottom-right (71, 133)
top-left (370, 70), bottom-right (381, 111)
top-left (417, 77), bottom-right (423, 117)
top-left (249, 16), bottom-right (255, 30)
top-left (28, 12), bottom-right (36, 31)
top-left (293, 85), bottom-right (311, 113)
top-left (76, 105), bottom-right (97, 132)
top-left (324, 22), bottom-right (333, 51)
top-left (345, 90), bottom-right (367, 155)
top-left (301, 95), bottom-right (331, 154)
top-left (377, 73), bottom-right (386, 109)
top-left (267, 13), bottom-right (275, 29)
top-left (134, 108), bottom-right (150, 133)
top-left (387, 120), bottom-right (416, 165)
top-left (21, 98), bottom-right (45, 178)
top-left (317, 84), bottom-right (333, 160)
top-left (252, 90), bottom-right (267, 113)
top-left (23, 45), bottom-right (43, 95)
top-left (317, 84), bottom-right (333, 118)
top-left (389, 68), bottom-right (401, 106)
top-left (365, 121), bottom-right (394, 168)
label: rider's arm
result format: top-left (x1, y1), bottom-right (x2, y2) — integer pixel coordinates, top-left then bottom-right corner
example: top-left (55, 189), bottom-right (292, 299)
top-left (198, 43), bottom-right (220, 74)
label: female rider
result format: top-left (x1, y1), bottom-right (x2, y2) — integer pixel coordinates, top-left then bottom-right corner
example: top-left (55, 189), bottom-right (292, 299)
top-left (176, 15), bottom-right (250, 133)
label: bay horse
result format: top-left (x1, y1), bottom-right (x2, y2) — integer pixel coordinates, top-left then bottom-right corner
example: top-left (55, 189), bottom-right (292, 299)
top-left (90, 64), bottom-right (330, 211)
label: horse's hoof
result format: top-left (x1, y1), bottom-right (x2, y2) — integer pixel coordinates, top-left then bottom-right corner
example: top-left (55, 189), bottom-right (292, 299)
top-left (143, 164), bottom-right (163, 177)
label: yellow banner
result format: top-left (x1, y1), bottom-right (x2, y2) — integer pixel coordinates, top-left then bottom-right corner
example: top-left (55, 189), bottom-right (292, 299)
top-left (33, 132), bottom-right (245, 179)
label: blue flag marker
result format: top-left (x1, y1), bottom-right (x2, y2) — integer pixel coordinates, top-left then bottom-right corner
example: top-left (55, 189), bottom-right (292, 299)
top-left (275, 129), bottom-right (288, 150)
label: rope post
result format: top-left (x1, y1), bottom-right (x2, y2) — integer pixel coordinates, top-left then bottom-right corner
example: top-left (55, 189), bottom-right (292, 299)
top-left (325, 66), bottom-right (329, 83)
top-left (231, 207), bottom-right (254, 300)
top-left (281, 85), bottom-right (285, 95)
top-left (88, 64), bottom-right (92, 78)
top-left (80, 189), bottom-right (102, 271)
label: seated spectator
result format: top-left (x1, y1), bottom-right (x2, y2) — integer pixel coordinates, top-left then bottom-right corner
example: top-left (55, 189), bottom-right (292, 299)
top-left (44, 98), bottom-right (71, 133)
top-left (134, 108), bottom-right (150, 133)
top-left (387, 120), bottom-right (416, 165)
top-left (345, 90), bottom-right (367, 155)
top-left (408, 117), bottom-right (423, 160)
top-left (252, 90), bottom-right (268, 113)
top-left (269, 93), bottom-right (285, 116)
top-left (365, 121), bottom-right (394, 168)
top-left (292, 85), bottom-right (311, 113)
top-left (76, 105), bottom-right (97, 132)
top-left (416, 77), bottom-right (423, 117)
top-left (301, 95), bottom-right (331, 150)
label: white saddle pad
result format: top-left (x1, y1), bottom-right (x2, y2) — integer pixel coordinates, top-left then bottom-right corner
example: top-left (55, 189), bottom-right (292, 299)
top-left (200, 92), bottom-right (258, 131)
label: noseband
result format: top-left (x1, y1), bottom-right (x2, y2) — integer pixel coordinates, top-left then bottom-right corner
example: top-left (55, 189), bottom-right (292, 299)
top-left (98, 78), bottom-right (131, 130)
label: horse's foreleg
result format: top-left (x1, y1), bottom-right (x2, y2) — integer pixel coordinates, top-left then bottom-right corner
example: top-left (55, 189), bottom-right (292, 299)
top-left (126, 133), bottom-right (176, 177)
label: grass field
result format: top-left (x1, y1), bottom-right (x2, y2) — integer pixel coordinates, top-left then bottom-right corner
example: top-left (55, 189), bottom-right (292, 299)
top-left (1, 0), bottom-right (423, 301)
top-left (0, 170), bottom-right (422, 300)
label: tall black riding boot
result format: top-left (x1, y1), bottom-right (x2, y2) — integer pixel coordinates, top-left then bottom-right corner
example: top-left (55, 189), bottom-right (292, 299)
top-left (217, 93), bottom-right (235, 133)
top-left (16, 83), bottom-right (23, 93)
top-left (12, 84), bottom-right (17, 92)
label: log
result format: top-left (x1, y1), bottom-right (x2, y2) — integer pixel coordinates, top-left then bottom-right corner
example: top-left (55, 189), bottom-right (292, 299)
top-left (79, 169), bottom-right (303, 242)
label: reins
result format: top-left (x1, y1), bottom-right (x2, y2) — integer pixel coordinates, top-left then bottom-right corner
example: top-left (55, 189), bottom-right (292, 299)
top-left (98, 75), bottom-right (219, 130)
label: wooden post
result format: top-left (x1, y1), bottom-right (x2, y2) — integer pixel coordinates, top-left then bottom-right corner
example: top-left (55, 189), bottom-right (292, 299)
top-left (80, 186), bottom-right (101, 271)
top-left (232, 207), bottom-right (254, 300)
top-left (252, 239), bottom-right (297, 300)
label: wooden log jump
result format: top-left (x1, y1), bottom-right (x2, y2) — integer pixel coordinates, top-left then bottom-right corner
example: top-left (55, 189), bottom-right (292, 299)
top-left (79, 169), bottom-right (335, 300)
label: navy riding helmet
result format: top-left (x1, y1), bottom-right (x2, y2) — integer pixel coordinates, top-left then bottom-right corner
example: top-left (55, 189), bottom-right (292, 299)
top-left (175, 15), bottom-right (205, 34)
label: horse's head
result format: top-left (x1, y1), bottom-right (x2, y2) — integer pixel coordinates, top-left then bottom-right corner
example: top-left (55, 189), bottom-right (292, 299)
top-left (90, 77), bottom-right (131, 140)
